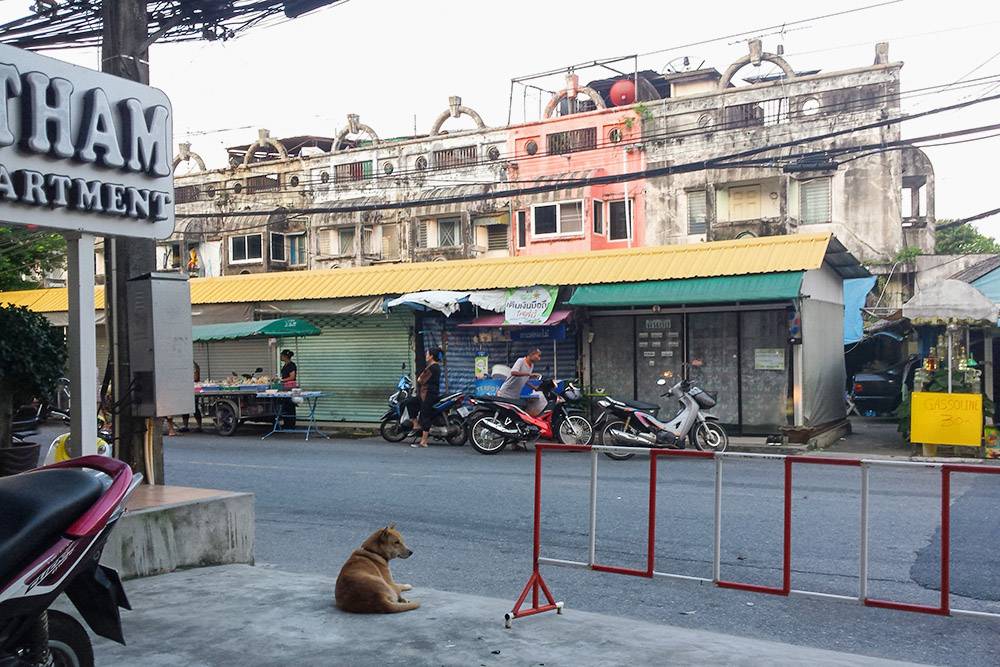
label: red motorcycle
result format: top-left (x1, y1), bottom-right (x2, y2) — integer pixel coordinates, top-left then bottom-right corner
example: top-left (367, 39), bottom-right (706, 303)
top-left (467, 379), bottom-right (593, 454)
top-left (0, 456), bottom-right (141, 666)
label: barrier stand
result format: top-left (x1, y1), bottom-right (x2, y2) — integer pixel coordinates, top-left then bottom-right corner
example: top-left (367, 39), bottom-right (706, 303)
top-left (504, 443), bottom-right (1000, 627)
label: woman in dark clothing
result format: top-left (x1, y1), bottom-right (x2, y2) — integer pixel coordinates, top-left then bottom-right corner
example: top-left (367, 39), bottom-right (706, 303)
top-left (412, 348), bottom-right (442, 448)
top-left (280, 349), bottom-right (298, 428)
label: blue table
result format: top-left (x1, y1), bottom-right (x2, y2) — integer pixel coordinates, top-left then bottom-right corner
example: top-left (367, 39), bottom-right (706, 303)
top-left (256, 391), bottom-right (329, 441)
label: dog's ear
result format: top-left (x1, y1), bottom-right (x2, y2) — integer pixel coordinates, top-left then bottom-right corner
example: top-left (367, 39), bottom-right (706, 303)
top-left (387, 522), bottom-right (396, 530)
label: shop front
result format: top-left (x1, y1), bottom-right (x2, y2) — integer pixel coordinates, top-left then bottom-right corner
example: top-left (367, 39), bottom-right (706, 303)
top-left (572, 259), bottom-right (863, 438)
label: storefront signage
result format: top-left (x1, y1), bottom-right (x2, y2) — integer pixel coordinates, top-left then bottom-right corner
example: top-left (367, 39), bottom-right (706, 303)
top-left (754, 348), bottom-right (785, 371)
top-left (510, 324), bottom-right (566, 342)
top-left (910, 391), bottom-right (982, 447)
top-left (504, 286), bottom-right (557, 325)
top-left (0, 44), bottom-right (174, 238)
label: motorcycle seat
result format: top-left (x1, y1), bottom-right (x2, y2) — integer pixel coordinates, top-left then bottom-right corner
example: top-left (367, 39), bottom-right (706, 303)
top-left (477, 395), bottom-right (530, 408)
top-left (0, 468), bottom-right (106, 585)
top-left (625, 399), bottom-right (661, 413)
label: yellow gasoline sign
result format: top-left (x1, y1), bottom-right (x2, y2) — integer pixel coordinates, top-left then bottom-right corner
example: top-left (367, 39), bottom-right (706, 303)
top-left (910, 392), bottom-right (983, 447)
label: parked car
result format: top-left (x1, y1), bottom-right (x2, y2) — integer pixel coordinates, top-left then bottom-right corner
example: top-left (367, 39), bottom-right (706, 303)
top-left (850, 355), bottom-right (919, 416)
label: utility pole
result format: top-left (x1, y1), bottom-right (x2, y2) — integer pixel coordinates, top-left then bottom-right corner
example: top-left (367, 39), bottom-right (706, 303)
top-left (101, 0), bottom-right (164, 483)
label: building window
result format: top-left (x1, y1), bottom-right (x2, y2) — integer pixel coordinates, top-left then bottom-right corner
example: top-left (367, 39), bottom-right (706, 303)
top-left (487, 224), bottom-right (508, 251)
top-left (547, 127), bottom-right (597, 155)
top-left (229, 234), bottom-right (262, 264)
top-left (334, 160), bottom-right (373, 183)
top-left (608, 199), bottom-right (633, 241)
top-left (288, 233), bottom-right (306, 266)
top-left (416, 220), bottom-right (429, 248)
top-left (729, 185), bottom-right (761, 222)
top-left (270, 232), bottom-right (286, 262)
top-left (362, 226), bottom-right (378, 256)
top-left (517, 211), bottom-right (527, 248)
top-left (532, 201), bottom-right (583, 237)
top-left (174, 184), bottom-right (200, 204)
top-left (433, 146), bottom-right (477, 169)
top-left (335, 227), bottom-right (356, 255)
top-left (593, 200), bottom-right (604, 235)
top-left (246, 173), bottom-right (280, 194)
top-left (799, 178), bottom-right (832, 225)
top-left (724, 97), bottom-right (790, 129)
top-left (437, 217), bottom-right (460, 247)
top-left (687, 190), bottom-right (707, 234)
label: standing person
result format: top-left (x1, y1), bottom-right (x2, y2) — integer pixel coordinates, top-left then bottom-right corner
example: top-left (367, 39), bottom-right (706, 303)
top-left (412, 348), bottom-right (442, 449)
top-left (280, 349), bottom-right (298, 429)
top-left (181, 361), bottom-right (203, 433)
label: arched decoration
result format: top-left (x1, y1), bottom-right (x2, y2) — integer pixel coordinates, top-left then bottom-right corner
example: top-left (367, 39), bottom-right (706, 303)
top-left (333, 114), bottom-right (380, 152)
top-left (543, 72), bottom-right (607, 118)
top-left (429, 96), bottom-right (487, 135)
top-left (172, 142), bottom-right (206, 173)
top-left (241, 128), bottom-right (288, 166)
top-left (718, 39), bottom-right (797, 89)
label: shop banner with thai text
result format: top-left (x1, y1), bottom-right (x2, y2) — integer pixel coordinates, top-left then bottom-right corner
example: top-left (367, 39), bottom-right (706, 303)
top-left (504, 286), bottom-right (558, 325)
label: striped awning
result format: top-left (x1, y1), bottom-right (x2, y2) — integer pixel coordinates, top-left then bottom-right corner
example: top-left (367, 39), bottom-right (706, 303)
top-left (521, 170), bottom-right (600, 204)
top-left (408, 184), bottom-right (509, 218)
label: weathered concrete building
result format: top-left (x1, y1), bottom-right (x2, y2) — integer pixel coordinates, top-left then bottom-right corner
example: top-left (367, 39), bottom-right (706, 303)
top-left (164, 40), bottom-right (934, 304)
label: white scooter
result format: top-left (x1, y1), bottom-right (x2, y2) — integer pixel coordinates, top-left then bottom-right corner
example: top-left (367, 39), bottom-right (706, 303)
top-left (594, 375), bottom-right (729, 461)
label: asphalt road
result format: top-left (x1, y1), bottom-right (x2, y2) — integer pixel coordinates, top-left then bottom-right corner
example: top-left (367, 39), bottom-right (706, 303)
top-left (143, 428), bottom-right (999, 665)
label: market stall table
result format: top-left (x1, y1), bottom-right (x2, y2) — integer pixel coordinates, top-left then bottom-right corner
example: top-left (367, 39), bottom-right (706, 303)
top-left (255, 390), bottom-right (329, 441)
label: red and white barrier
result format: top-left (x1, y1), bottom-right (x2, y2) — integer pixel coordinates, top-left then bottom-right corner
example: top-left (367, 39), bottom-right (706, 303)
top-left (504, 443), bottom-right (1000, 627)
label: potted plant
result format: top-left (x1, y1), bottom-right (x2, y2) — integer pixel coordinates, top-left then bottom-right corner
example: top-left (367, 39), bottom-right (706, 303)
top-left (0, 305), bottom-right (67, 476)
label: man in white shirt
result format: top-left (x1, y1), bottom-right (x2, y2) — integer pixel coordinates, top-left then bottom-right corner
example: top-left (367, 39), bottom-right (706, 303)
top-left (497, 348), bottom-right (542, 401)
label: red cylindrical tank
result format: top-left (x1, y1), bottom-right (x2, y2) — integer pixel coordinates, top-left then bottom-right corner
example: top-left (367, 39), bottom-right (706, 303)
top-left (609, 79), bottom-right (636, 106)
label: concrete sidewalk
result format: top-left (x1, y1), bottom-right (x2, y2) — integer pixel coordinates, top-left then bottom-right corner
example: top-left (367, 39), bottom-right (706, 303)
top-left (82, 565), bottom-right (924, 666)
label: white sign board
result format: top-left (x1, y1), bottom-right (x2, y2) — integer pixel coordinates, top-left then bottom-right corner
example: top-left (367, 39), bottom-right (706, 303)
top-left (754, 348), bottom-right (786, 371)
top-left (0, 43), bottom-right (174, 239)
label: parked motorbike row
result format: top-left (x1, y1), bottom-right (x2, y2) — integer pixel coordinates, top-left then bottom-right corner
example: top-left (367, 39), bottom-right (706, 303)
top-left (378, 366), bottom-right (729, 457)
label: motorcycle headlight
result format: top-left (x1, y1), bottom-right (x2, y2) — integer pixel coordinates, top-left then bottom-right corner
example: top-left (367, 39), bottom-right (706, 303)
top-left (597, 399), bottom-right (610, 408)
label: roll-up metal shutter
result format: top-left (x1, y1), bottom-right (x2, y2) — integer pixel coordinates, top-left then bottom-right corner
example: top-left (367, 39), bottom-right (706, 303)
top-left (193, 339), bottom-right (275, 381)
top-left (281, 313), bottom-right (414, 423)
top-left (422, 318), bottom-right (580, 395)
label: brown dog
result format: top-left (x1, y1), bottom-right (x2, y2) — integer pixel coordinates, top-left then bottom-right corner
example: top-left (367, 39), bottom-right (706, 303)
top-left (334, 524), bottom-right (420, 613)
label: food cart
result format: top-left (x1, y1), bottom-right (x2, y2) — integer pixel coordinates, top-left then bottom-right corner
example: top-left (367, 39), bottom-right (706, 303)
top-left (900, 280), bottom-right (998, 457)
top-left (192, 318), bottom-right (325, 438)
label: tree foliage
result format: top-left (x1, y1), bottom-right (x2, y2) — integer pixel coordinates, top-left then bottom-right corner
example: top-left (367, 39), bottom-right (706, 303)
top-left (935, 222), bottom-right (1000, 255)
top-left (0, 305), bottom-right (67, 448)
top-left (0, 225), bottom-right (67, 291)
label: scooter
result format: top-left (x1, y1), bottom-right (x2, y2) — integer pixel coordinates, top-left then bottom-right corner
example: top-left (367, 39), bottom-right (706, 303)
top-left (467, 379), bottom-right (593, 454)
top-left (594, 375), bottom-right (729, 461)
top-left (0, 456), bottom-right (141, 666)
top-left (378, 365), bottom-right (469, 446)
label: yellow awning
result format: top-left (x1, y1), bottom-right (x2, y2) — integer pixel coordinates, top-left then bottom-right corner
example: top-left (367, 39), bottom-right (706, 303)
top-left (1, 233), bottom-right (860, 313)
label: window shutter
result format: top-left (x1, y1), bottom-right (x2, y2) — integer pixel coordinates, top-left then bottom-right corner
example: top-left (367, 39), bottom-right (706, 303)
top-left (687, 191), bottom-right (707, 234)
top-left (487, 224), bottom-right (509, 251)
top-left (593, 200), bottom-right (603, 234)
top-left (559, 201), bottom-right (583, 233)
top-left (417, 220), bottom-right (428, 248)
top-left (800, 178), bottom-right (831, 224)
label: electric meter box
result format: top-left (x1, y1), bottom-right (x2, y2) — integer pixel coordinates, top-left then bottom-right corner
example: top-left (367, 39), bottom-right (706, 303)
top-left (126, 272), bottom-right (194, 417)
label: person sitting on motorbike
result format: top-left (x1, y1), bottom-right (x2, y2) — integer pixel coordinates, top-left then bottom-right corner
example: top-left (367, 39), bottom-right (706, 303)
top-left (497, 348), bottom-right (542, 401)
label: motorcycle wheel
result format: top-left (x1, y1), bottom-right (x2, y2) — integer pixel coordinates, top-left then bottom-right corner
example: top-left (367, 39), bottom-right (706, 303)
top-left (379, 418), bottom-right (407, 443)
top-left (469, 415), bottom-right (508, 455)
top-left (445, 418), bottom-right (468, 446)
top-left (600, 420), bottom-right (637, 461)
top-left (693, 421), bottom-right (729, 453)
top-left (215, 403), bottom-right (239, 437)
top-left (47, 610), bottom-right (94, 667)
top-left (558, 415), bottom-right (594, 445)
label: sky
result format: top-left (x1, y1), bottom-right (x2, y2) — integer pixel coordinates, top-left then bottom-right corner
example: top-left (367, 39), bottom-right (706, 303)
top-left (3, 0), bottom-right (1000, 239)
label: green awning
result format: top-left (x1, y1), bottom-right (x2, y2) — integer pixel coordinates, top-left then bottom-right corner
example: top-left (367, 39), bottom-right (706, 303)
top-left (192, 318), bottom-right (322, 342)
top-left (568, 272), bottom-right (804, 307)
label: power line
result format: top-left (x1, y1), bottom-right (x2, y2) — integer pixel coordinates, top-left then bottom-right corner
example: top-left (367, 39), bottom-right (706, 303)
top-left (174, 100), bottom-right (1000, 223)
top-left (175, 73), bottom-right (1000, 201)
top-left (937, 207), bottom-right (1000, 231)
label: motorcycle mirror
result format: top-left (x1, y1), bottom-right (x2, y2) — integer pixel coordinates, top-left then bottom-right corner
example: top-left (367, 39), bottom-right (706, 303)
top-left (255, 367), bottom-right (263, 373)
top-left (656, 378), bottom-right (667, 386)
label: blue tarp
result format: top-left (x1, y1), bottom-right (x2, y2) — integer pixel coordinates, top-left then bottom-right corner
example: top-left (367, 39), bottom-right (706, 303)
top-left (843, 276), bottom-right (878, 345)
top-left (973, 266), bottom-right (1000, 305)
